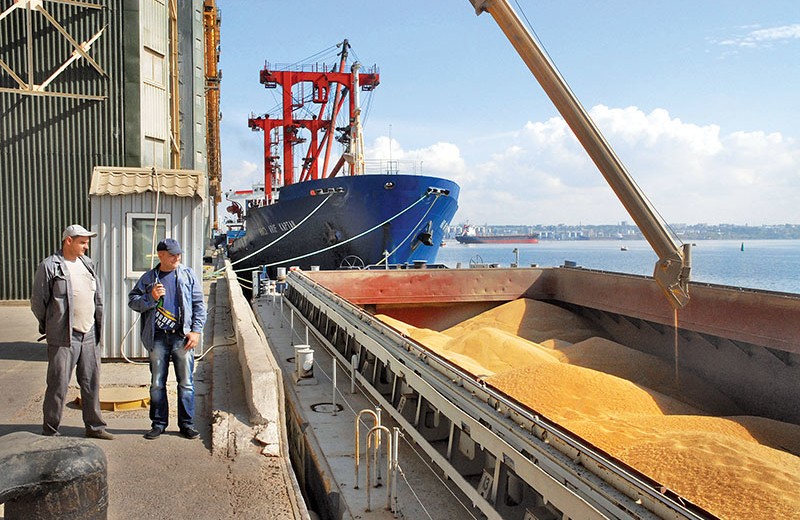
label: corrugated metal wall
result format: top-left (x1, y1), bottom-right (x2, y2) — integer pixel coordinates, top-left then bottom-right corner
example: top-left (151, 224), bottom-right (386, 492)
top-left (1, 0), bottom-right (208, 302)
top-left (91, 191), bottom-right (205, 359)
top-left (140, 0), bottom-right (169, 166)
top-left (0, 0), bottom-right (139, 300)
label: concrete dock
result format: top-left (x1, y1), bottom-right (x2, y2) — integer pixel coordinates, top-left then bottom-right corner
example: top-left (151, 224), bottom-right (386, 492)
top-left (0, 269), bottom-right (306, 519)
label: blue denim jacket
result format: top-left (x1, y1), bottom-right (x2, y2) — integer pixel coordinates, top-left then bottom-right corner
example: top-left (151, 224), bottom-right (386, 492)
top-left (128, 263), bottom-right (206, 351)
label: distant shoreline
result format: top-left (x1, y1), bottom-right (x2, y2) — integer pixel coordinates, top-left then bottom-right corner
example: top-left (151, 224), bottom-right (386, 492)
top-left (451, 223), bottom-right (800, 241)
top-left (444, 237), bottom-right (800, 242)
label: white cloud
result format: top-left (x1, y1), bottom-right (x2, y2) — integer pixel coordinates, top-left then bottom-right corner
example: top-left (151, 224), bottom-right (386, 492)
top-left (364, 137), bottom-right (468, 179)
top-left (222, 159), bottom-right (259, 194)
top-left (401, 105), bottom-right (800, 226)
top-left (715, 23), bottom-right (800, 48)
top-left (220, 107), bottom-right (800, 227)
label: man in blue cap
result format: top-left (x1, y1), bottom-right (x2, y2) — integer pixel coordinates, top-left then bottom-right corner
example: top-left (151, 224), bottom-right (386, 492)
top-left (128, 238), bottom-right (206, 440)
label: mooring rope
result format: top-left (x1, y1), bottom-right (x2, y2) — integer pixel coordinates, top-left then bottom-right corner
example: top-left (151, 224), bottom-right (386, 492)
top-left (374, 193), bottom-right (440, 266)
top-left (203, 192), bottom-right (335, 279)
top-left (232, 191), bottom-right (432, 273)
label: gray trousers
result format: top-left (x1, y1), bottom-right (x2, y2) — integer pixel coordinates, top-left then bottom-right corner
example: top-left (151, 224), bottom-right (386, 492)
top-left (43, 327), bottom-right (107, 434)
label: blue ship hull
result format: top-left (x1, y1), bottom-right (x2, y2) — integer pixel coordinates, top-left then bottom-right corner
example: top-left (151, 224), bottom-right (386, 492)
top-left (228, 174), bottom-right (460, 277)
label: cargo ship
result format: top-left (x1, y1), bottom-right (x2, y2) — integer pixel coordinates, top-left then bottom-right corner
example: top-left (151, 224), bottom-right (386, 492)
top-left (455, 224), bottom-right (539, 244)
top-left (226, 41), bottom-right (459, 279)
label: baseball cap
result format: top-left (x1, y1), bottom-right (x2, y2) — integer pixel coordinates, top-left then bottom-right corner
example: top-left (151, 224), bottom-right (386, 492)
top-left (156, 238), bottom-right (182, 255)
top-left (62, 224), bottom-right (97, 241)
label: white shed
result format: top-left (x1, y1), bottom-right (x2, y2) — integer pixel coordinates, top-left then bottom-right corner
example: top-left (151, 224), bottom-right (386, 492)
top-left (89, 167), bottom-right (208, 359)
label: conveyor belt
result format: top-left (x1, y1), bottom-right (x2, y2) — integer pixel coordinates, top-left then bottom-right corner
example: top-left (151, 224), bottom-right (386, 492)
top-left (285, 271), bottom-right (714, 520)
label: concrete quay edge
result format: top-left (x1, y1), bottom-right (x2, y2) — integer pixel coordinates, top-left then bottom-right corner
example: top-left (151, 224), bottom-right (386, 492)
top-left (222, 261), bottom-right (309, 518)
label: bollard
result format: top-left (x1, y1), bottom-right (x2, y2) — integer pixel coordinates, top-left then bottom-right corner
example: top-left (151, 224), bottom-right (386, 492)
top-left (0, 431), bottom-right (108, 520)
top-left (290, 309), bottom-right (294, 345)
top-left (375, 406), bottom-right (382, 485)
top-left (251, 271), bottom-right (260, 299)
top-left (391, 427), bottom-right (401, 515)
top-left (293, 345), bottom-right (314, 379)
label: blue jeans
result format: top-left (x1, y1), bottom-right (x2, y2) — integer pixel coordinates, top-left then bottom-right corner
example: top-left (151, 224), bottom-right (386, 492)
top-left (149, 330), bottom-right (195, 431)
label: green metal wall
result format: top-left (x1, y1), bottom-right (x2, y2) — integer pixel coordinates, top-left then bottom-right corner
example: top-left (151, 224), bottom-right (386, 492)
top-left (0, 0), bottom-right (140, 300)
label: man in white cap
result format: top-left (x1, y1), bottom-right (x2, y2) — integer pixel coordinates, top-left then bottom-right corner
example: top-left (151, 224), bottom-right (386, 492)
top-left (31, 224), bottom-right (113, 440)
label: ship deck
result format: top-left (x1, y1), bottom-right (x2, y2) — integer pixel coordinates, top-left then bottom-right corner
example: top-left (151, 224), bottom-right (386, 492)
top-left (252, 292), bottom-right (477, 519)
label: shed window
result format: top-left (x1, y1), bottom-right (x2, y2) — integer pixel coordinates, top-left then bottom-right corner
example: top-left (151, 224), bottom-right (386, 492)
top-left (127, 213), bottom-right (171, 277)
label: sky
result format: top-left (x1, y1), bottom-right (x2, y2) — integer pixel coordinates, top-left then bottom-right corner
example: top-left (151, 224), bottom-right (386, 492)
top-left (216, 1), bottom-right (800, 226)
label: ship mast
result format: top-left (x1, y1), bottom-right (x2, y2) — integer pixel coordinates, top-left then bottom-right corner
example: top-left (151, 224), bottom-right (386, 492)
top-left (349, 62), bottom-right (365, 176)
top-left (247, 41), bottom-right (380, 204)
top-left (319, 41), bottom-right (350, 179)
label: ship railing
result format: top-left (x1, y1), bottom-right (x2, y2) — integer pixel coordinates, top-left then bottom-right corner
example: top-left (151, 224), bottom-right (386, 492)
top-left (266, 61), bottom-right (379, 76)
top-left (363, 159), bottom-right (425, 175)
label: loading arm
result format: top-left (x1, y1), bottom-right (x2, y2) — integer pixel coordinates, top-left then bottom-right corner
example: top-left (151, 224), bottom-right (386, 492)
top-left (470, 0), bottom-right (691, 309)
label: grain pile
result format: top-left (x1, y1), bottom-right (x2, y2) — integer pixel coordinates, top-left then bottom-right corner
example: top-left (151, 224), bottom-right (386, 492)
top-left (375, 299), bottom-right (800, 519)
top-left (442, 298), bottom-right (600, 344)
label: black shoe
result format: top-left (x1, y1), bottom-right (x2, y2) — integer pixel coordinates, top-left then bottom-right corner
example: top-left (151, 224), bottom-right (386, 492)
top-left (144, 427), bottom-right (163, 440)
top-left (180, 427), bottom-right (200, 439)
top-left (41, 430), bottom-right (61, 437)
top-left (86, 430), bottom-right (115, 440)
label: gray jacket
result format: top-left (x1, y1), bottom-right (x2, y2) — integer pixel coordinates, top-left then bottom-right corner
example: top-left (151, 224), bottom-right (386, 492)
top-left (30, 251), bottom-right (104, 347)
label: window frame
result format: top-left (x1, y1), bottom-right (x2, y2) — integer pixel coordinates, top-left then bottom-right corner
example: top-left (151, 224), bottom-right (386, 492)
top-left (126, 212), bottom-right (171, 278)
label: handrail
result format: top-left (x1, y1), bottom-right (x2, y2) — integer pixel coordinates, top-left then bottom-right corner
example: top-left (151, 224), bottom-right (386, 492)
top-left (354, 407), bottom-right (381, 490)
top-left (366, 425), bottom-right (396, 513)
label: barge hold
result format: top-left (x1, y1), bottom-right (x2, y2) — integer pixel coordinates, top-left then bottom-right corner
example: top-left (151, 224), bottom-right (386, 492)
top-left (266, 267), bottom-right (800, 519)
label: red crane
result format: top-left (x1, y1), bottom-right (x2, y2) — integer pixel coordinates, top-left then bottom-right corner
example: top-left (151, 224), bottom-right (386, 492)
top-left (247, 40), bottom-right (380, 204)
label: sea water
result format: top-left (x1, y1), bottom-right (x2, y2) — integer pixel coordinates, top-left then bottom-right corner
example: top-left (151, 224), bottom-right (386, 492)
top-left (436, 239), bottom-right (800, 294)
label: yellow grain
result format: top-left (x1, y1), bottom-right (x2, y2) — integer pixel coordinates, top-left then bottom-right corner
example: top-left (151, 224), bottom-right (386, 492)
top-left (376, 299), bottom-right (800, 519)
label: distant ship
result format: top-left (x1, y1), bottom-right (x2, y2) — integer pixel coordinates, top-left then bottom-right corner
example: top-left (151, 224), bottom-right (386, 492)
top-left (455, 224), bottom-right (539, 244)
top-left (226, 41), bottom-right (459, 278)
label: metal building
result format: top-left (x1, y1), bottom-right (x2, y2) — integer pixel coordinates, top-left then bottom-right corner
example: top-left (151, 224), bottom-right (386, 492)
top-left (89, 166), bottom-right (206, 359)
top-left (0, 0), bottom-right (213, 300)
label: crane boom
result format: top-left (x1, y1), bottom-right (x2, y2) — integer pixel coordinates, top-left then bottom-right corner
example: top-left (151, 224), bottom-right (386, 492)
top-left (470, 0), bottom-right (691, 309)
